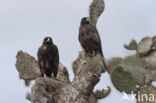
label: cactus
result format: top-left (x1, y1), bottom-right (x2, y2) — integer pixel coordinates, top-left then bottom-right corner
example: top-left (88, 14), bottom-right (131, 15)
top-left (122, 56), bottom-right (146, 85)
top-left (124, 37), bottom-right (154, 56)
top-left (136, 85), bottom-right (156, 103)
top-left (93, 87), bottom-right (111, 99)
top-left (137, 37), bottom-right (153, 56)
top-left (109, 35), bottom-right (156, 94)
top-left (124, 39), bottom-right (138, 50)
top-left (111, 64), bottom-right (138, 94)
top-left (107, 57), bottom-right (122, 74)
top-left (143, 51), bottom-right (156, 70)
top-left (152, 36), bottom-right (156, 49)
top-left (110, 55), bottom-right (149, 93)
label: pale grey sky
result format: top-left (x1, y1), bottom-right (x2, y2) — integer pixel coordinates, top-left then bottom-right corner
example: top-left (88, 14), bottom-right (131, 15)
top-left (0, 0), bottom-right (156, 103)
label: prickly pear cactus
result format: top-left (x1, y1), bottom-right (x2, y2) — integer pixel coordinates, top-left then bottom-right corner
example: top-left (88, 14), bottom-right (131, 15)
top-left (111, 64), bottom-right (138, 94)
top-left (94, 87), bottom-right (111, 99)
top-left (110, 56), bottom-right (147, 94)
top-left (124, 39), bottom-right (138, 50)
top-left (136, 85), bottom-right (156, 103)
top-left (109, 36), bottom-right (156, 94)
top-left (152, 36), bottom-right (156, 49)
top-left (124, 37), bottom-right (154, 56)
top-left (143, 51), bottom-right (156, 70)
top-left (122, 56), bottom-right (146, 85)
top-left (137, 37), bottom-right (153, 56)
top-left (107, 57), bottom-right (122, 74)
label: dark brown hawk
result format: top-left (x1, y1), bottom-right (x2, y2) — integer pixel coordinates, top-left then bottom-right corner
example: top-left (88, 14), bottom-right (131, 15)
top-left (79, 17), bottom-right (107, 72)
top-left (37, 37), bottom-right (59, 77)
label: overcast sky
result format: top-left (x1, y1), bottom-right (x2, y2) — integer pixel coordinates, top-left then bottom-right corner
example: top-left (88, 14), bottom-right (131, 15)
top-left (0, 0), bottom-right (156, 103)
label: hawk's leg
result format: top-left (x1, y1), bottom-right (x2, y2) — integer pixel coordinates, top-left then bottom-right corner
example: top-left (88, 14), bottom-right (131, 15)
top-left (92, 51), bottom-right (96, 57)
top-left (44, 74), bottom-right (47, 78)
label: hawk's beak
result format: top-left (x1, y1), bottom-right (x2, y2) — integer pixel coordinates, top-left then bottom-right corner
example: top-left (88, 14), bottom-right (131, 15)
top-left (47, 38), bottom-right (50, 42)
top-left (86, 18), bottom-right (89, 22)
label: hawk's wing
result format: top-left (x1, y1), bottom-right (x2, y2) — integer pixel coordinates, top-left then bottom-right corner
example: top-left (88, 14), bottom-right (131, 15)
top-left (87, 25), bottom-right (102, 50)
top-left (37, 46), bottom-right (46, 72)
top-left (53, 45), bottom-right (59, 67)
top-left (79, 25), bottom-right (102, 52)
top-left (52, 45), bottom-right (59, 76)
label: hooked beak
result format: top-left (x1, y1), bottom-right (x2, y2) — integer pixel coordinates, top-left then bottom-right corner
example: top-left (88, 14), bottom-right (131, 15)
top-left (86, 18), bottom-right (89, 22)
top-left (47, 38), bottom-right (51, 43)
top-left (47, 38), bottom-right (50, 41)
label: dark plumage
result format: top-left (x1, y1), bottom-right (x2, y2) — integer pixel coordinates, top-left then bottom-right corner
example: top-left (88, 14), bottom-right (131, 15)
top-left (37, 37), bottom-right (59, 77)
top-left (79, 17), bottom-right (107, 72)
top-left (79, 17), bottom-right (102, 55)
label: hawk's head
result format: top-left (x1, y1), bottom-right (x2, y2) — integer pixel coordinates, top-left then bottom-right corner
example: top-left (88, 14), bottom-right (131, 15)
top-left (81, 17), bottom-right (90, 25)
top-left (43, 37), bottom-right (53, 45)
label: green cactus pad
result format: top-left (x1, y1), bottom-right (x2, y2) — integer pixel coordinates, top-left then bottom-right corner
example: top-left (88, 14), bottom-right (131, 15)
top-left (111, 65), bottom-right (138, 94)
top-left (122, 56), bottom-right (146, 85)
top-left (107, 57), bottom-right (122, 74)
top-left (124, 39), bottom-right (138, 50)
top-left (137, 37), bottom-right (153, 56)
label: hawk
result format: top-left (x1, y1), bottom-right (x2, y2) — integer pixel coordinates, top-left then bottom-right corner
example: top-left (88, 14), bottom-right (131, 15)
top-left (37, 37), bottom-right (59, 77)
top-left (79, 17), bottom-right (107, 72)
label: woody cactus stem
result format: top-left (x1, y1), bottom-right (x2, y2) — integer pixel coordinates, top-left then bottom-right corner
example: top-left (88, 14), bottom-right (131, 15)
top-left (15, 50), bottom-right (110, 103)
